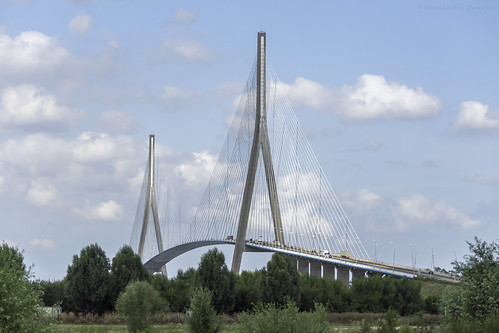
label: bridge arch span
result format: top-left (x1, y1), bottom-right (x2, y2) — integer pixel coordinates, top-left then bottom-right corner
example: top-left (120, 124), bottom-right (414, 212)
top-left (144, 240), bottom-right (235, 273)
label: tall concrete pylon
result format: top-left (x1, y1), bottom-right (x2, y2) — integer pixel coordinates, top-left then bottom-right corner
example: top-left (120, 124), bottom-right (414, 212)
top-left (231, 32), bottom-right (284, 274)
top-left (138, 134), bottom-right (167, 276)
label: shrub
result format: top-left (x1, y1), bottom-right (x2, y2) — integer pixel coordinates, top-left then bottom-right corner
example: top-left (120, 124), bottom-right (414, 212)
top-left (238, 300), bottom-right (328, 333)
top-left (188, 288), bottom-right (221, 333)
top-left (116, 280), bottom-right (166, 332)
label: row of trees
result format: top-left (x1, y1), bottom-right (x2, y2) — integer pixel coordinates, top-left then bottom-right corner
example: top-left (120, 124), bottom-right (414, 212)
top-left (40, 244), bottom-right (428, 316)
top-left (3, 237), bottom-right (498, 332)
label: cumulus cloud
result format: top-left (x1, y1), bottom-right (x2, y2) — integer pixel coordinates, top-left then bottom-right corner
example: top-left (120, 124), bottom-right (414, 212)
top-left (280, 74), bottom-right (441, 121)
top-left (175, 9), bottom-right (196, 23)
top-left (392, 194), bottom-right (480, 230)
top-left (0, 134), bottom-right (71, 176)
top-left (0, 131), bottom-right (141, 210)
top-left (162, 39), bottom-right (210, 61)
top-left (72, 132), bottom-right (135, 163)
top-left (74, 200), bottom-right (123, 221)
top-left (69, 14), bottom-right (92, 35)
top-left (26, 180), bottom-right (57, 206)
top-left (175, 151), bottom-right (217, 187)
top-left (339, 189), bottom-right (383, 215)
top-left (0, 85), bottom-right (79, 131)
top-left (0, 31), bottom-right (70, 75)
top-left (453, 101), bottom-right (499, 133)
top-left (30, 238), bottom-right (56, 250)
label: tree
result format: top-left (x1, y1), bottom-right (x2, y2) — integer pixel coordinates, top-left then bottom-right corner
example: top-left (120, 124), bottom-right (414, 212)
top-left (234, 270), bottom-right (263, 312)
top-left (196, 248), bottom-right (235, 313)
top-left (188, 288), bottom-right (221, 333)
top-left (169, 268), bottom-right (196, 312)
top-left (110, 245), bottom-right (150, 306)
top-left (260, 253), bottom-right (300, 306)
top-left (441, 237), bottom-right (499, 325)
top-left (39, 279), bottom-right (65, 306)
top-left (0, 242), bottom-right (48, 332)
top-left (64, 243), bottom-right (112, 314)
top-left (116, 280), bottom-right (165, 332)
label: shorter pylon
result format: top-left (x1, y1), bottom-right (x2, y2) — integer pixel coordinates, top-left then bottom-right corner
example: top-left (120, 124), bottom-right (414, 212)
top-left (138, 134), bottom-right (167, 276)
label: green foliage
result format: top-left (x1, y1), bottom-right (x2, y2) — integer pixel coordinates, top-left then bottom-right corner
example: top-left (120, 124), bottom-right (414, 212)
top-left (110, 245), bottom-right (150, 306)
top-left (441, 237), bottom-right (499, 326)
top-left (38, 279), bottom-right (65, 306)
top-left (116, 280), bottom-right (165, 332)
top-left (238, 300), bottom-right (328, 333)
top-left (196, 248), bottom-right (235, 314)
top-left (424, 294), bottom-right (440, 315)
top-left (378, 308), bottom-right (399, 333)
top-left (261, 253), bottom-right (300, 306)
top-left (234, 270), bottom-right (262, 313)
top-left (64, 243), bottom-right (112, 315)
top-left (188, 288), bottom-right (221, 333)
top-left (351, 275), bottom-right (424, 315)
top-left (164, 268), bottom-right (197, 312)
top-left (0, 242), bottom-right (48, 332)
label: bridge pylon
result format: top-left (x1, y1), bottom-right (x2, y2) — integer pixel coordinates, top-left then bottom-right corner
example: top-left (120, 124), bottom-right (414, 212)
top-left (137, 134), bottom-right (167, 276)
top-left (231, 32), bottom-right (284, 274)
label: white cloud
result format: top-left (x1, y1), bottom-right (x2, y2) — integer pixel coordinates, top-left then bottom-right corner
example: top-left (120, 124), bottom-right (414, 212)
top-left (339, 189), bottom-right (383, 215)
top-left (30, 238), bottom-right (56, 250)
top-left (0, 134), bottom-right (71, 176)
top-left (26, 180), bottom-right (57, 206)
top-left (0, 31), bottom-right (70, 74)
top-left (69, 14), bottom-right (92, 35)
top-left (175, 151), bottom-right (217, 187)
top-left (175, 9), bottom-right (196, 23)
top-left (162, 39), bottom-right (210, 61)
top-left (453, 101), bottom-right (499, 133)
top-left (74, 200), bottom-right (123, 221)
top-left (393, 194), bottom-right (480, 230)
top-left (280, 74), bottom-right (441, 121)
top-left (72, 132), bottom-right (135, 163)
top-left (0, 85), bottom-right (78, 131)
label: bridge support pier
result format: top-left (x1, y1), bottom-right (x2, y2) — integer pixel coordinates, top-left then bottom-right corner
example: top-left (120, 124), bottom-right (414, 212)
top-left (336, 266), bottom-right (350, 286)
top-left (351, 268), bottom-right (366, 280)
top-left (298, 258), bottom-right (309, 275)
top-left (323, 263), bottom-right (335, 279)
top-left (310, 260), bottom-right (321, 278)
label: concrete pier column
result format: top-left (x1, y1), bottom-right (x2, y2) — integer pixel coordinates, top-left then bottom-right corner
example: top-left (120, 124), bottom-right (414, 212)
top-left (288, 255), bottom-right (298, 271)
top-left (323, 263), bottom-right (335, 279)
top-left (310, 260), bottom-right (321, 278)
top-left (336, 266), bottom-right (349, 286)
top-left (351, 268), bottom-right (366, 280)
top-left (298, 258), bottom-right (309, 275)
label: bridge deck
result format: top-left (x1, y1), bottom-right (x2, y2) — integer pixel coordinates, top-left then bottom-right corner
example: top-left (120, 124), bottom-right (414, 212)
top-left (144, 239), bottom-right (458, 282)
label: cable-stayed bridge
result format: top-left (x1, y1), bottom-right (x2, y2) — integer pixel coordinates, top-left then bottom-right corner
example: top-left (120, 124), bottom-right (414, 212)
top-left (130, 32), bottom-right (456, 285)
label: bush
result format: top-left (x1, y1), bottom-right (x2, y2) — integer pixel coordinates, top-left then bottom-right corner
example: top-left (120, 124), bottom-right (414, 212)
top-left (188, 288), bottom-right (221, 333)
top-left (238, 300), bottom-right (328, 333)
top-left (116, 280), bottom-right (166, 332)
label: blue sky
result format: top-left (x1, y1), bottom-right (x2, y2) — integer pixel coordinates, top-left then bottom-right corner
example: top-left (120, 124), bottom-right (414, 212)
top-left (0, 0), bottom-right (498, 280)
